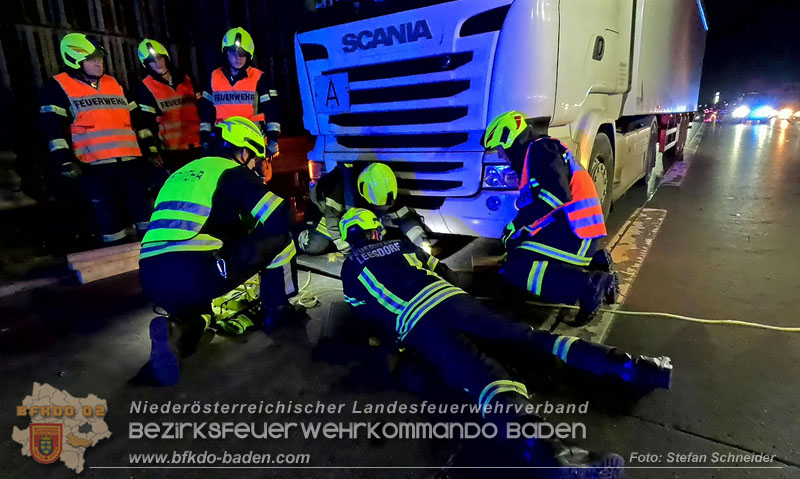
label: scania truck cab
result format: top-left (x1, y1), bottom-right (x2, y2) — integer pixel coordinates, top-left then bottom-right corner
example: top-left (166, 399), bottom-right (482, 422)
top-left (295, 0), bottom-right (707, 237)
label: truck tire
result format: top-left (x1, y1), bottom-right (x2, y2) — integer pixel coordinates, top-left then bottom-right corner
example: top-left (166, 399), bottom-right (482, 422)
top-left (588, 132), bottom-right (614, 218)
top-left (643, 119), bottom-right (659, 187)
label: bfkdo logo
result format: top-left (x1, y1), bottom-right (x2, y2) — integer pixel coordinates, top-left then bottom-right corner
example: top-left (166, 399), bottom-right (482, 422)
top-left (31, 424), bottom-right (63, 464)
top-left (12, 383), bottom-right (111, 473)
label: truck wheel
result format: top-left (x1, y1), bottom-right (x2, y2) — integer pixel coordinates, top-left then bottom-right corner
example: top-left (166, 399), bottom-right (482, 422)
top-left (589, 132), bottom-right (614, 218)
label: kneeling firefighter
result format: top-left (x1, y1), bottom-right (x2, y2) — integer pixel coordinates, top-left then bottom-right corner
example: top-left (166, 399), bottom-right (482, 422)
top-left (483, 111), bottom-right (618, 325)
top-left (139, 116), bottom-right (302, 386)
top-left (339, 208), bottom-right (673, 477)
top-left (298, 162), bottom-right (431, 254)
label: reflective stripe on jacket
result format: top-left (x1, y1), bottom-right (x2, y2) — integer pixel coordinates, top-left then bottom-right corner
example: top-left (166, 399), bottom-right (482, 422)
top-left (210, 67), bottom-right (265, 124)
top-left (142, 74), bottom-right (201, 150)
top-left (524, 142), bottom-right (607, 240)
top-left (140, 156), bottom-right (238, 258)
top-left (53, 72), bottom-right (141, 163)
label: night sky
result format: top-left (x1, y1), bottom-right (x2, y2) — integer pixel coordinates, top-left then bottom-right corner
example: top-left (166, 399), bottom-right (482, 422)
top-left (699, 0), bottom-right (800, 104)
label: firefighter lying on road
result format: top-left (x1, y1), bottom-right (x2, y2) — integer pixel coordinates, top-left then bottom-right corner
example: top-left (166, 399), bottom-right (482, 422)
top-left (338, 207), bottom-right (672, 478)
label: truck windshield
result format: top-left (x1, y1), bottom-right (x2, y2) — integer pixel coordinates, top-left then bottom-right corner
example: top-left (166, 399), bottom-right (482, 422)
top-left (300, 0), bottom-right (456, 32)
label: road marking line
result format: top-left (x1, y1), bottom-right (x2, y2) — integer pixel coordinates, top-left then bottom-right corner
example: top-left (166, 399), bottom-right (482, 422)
top-left (548, 207), bottom-right (667, 343)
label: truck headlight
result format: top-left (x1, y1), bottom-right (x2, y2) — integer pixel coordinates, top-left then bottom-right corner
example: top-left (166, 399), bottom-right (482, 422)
top-left (482, 165), bottom-right (519, 189)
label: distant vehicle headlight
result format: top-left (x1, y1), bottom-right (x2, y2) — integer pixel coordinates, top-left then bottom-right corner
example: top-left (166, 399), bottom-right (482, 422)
top-left (778, 108), bottom-right (793, 120)
top-left (752, 106), bottom-right (775, 119)
top-left (732, 106), bottom-right (751, 118)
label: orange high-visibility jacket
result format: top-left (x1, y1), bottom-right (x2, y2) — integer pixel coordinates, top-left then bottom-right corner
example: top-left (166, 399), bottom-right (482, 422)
top-left (524, 143), bottom-right (607, 240)
top-left (53, 72), bottom-right (141, 163)
top-left (209, 67), bottom-right (265, 124)
top-left (142, 74), bottom-right (201, 150)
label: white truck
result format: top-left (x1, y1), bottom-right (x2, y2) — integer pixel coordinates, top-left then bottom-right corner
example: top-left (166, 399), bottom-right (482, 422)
top-left (295, 0), bottom-right (708, 237)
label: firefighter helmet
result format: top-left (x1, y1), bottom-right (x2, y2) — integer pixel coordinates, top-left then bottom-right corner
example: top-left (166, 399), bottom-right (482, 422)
top-left (339, 208), bottom-right (384, 244)
top-left (217, 116), bottom-right (266, 159)
top-left (221, 27), bottom-right (255, 57)
top-left (137, 39), bottom-right (170, 66)
top-left (483, 111), bottom-right (529, 150)
top-left (60, 33), bottom-right (104, 69)
top-left (357, 163), bottom-right (398, 206)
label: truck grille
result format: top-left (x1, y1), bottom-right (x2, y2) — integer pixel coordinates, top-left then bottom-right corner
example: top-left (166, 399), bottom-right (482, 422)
top-left (329, 107), bottom-right (468, 127)
top-left (323, 52), bottom-right (474, 82)
top-left (335, 133), bottom-right (469, 149)
top-left (350, 80), bottom-right (470, 105)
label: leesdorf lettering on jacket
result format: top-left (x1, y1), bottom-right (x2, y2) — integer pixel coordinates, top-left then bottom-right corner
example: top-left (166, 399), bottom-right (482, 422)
top-left (354, 241), bottom-right (402, 264)
top-left (72, 96), bottom-right (128, 110)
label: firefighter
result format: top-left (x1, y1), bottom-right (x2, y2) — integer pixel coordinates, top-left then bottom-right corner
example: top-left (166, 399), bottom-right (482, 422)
top-left (39, 33), bottom-right (152, 244)
top-left (139, 116), bottom-right (301, 386)
top-left (298, 162), bottom-right (431, 254)
top-left (339, 208), bottom-right (672, 477)
top-left (198, 27), bottom-right (280, 158)
top-left (132, 39), bottom-right (201, 174)
top-left (483, 111), bottom-right (618, 325)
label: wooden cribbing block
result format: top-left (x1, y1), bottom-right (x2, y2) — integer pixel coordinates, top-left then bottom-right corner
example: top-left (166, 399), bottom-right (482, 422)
top-left (66, 243), bottom-right (142, 284)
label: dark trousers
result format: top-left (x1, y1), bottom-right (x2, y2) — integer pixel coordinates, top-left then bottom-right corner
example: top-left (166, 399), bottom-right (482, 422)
top-left (80, 159), bottom-right (153, 242)
top-left (139, 233), bottom-right (298, 320)
top-left (500, 238), bottom-right (599, 304)
top-left (403, 293), bottom-right (624, 429)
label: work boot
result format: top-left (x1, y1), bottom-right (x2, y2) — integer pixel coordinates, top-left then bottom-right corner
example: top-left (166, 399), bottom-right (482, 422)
top-left (148, 317), bottom-right (181, 386)
top-left (176, 314), bottom-right (208, 357)
top-left (263, 302), bottom-right (307, 334)
top-left (588, 249), bottom-right (614, 273)
top-left (523, 437), bottom-right (624, 479)
top-left (605, 271), bottom-right (620, 305)
top-left (564, 342), bottom-right (673, 390)
top-left (606, 352), bottom-right (673, 390)
top-left (574, 271), bottom-right (614, 326)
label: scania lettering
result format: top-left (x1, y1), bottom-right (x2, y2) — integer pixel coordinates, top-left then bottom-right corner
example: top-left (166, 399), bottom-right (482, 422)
top-left (296, 0), bottom-right (707, 237)
top-left (342, 19), bottom-right (434, 52)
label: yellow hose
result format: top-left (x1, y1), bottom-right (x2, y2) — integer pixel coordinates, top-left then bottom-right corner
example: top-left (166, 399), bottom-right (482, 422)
top-left (290, 272), bottom-right (343, 309)
top-left (526, 301), bottom-right (800, 333)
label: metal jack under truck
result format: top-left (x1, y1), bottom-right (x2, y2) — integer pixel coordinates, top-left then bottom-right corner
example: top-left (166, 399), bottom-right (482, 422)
top-left (295, 0), bottom-right (708, 238)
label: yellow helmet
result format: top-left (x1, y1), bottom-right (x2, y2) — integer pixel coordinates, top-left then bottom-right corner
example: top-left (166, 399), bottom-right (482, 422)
top-left (483, 111), bottom-right (529, 150)
top-left (222, 27), bottom-right (255, 57)
top-left (357, 163), bottom-right (398, 206)
top-left (217, 116), bottom-right (265, 158)
top-left (339, 208), bottom-right (384, 244)
top-left (137, 39), bottom-right (169, 66)
top-left (60, 33), bottom-right (103, 69)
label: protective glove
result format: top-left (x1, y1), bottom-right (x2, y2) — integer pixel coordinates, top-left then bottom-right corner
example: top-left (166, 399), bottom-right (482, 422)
top-left (501, 222), bottom-right (516, 247)
top-left (59, 161), bottom-right (82, 179)
top-left (267, 140), bottom-right (279, 158)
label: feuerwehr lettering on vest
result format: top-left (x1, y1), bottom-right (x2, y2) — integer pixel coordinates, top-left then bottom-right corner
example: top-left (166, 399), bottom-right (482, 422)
top-left (72, 95), bottom-right (128, 110)
top-left (213, 92), bottom-right (256, 102)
